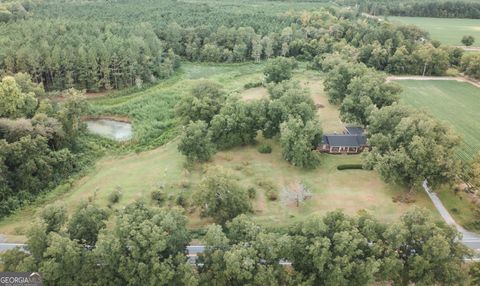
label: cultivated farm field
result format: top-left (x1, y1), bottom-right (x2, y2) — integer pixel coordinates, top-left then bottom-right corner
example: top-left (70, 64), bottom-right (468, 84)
top-left (398, 80), bottom-right (480, 161)
top-left (388, 16), bottom-right (480, 47)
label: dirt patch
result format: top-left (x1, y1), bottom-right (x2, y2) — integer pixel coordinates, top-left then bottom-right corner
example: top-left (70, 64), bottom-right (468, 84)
top-left (240, 87), bottom-right (269, 101)
top-left (254, 191), bottom-right (266, 214)
top-left (53, 90), bottom-right (112, 102)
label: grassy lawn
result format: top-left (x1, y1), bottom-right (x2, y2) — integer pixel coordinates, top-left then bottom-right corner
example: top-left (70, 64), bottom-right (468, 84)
top-left (398, 80), bottom-right (480, 161)
top-left (0, 64), bottom-right (439, 238)
top-left (388, 16), bottom-right (480, 47)
top-left (0, 137), bottom-right (435, 236)
top-left (438, 187), bottom-right (478, 232)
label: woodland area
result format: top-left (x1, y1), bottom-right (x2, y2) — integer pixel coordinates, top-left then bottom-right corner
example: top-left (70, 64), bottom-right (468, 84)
top-left (2, 0), bottom-right (480, 284)
top-left (0, 0), bottom-right (471, 92)
top-left (0, 201), bottom-right (472, 286)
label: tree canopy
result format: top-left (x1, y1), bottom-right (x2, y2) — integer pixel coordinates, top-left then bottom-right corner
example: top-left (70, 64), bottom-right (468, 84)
top-left (263, 57), bottom-right (297, 83)
top-left (178, 120), bottom-right (216, 163)
top-left (280, 117), bottom-right (322, 169)
top-left (365, 104), bottom-right (461, 189)
top-left (194, 169), bottom-right (252, 225)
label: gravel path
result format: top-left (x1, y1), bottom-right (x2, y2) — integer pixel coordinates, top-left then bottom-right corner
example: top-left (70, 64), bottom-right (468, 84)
top-left (387, 75), bottom-right (480, 88)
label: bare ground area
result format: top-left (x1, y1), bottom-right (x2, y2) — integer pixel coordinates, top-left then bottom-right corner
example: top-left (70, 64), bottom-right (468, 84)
top-left (239, 86), bottom-right (269, 101)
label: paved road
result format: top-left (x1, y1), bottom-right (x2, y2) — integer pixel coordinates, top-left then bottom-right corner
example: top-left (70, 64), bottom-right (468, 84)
top-left (0, 243), bottom-right (204, 254)
top-left (422, 180), bottom-right (480, 251)
top-left (0, 243), bottom-right (26, 252)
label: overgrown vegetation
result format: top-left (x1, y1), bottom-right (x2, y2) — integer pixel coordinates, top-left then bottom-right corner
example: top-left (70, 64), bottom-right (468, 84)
top-left (0, 74), bottom-right (91, 217)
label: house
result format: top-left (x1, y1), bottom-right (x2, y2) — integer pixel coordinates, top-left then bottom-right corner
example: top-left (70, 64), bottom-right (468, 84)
top-left (317, 127), bottom-right (368, 154)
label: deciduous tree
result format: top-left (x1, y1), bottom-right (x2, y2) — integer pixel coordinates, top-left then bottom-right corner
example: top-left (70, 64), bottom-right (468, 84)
top-left (340, 71), bottom-right (401, 126)
top-left (462, 35), bottom-right (475, 47)
top-left (280, 117), bottom-right (322, 169)
top-left (0, 75), bottom-right (37, 118)
top-left (385, 207), bottom-right (469, 286)
top-left (264, 57), bottom-right (297, 83)
top-left (366, 104), bottom-right (461, 190)
top-left (94, 202), bottom-right (198, 285)
top-left (175, 81), bottom-right (226, 124)
top-left (67, 202), bottom-right (108, 246)
top-left (324, 62), bottom-right (368, 104)
top-left (178, 120), bottom-right (216, 163)
top-left (194, 169), bottom-right (251, 225)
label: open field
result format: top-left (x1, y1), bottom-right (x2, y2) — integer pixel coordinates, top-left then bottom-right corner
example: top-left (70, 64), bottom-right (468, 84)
top-left (388, 16), bottom-right (480, 47)
top-left (397, 80), bottom-right (480, 161)
top-left (0, 64), bottom-right (438, 238)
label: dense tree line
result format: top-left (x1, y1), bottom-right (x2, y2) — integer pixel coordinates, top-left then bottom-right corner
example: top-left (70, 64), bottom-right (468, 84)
top-left (1, 201), bottom-right (471, 285)
top-left (0, 20), bottom-right (178, 91)
top-left (357, 0), bottom-right (480, 19)
top-left (0, 0), bottom-right (464, 91)
top-left (0, 73), bottom-right (88, 216)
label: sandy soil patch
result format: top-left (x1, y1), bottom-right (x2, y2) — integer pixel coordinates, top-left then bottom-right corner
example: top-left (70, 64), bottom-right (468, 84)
top-left (239, 87), bottom-right (269, 101)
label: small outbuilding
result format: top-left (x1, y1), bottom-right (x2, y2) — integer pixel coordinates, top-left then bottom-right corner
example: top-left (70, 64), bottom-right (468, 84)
top-left (317, 127), bottom-right (368, 154)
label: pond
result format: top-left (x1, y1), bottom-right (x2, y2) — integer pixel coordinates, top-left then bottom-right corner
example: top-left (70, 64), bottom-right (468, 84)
top-left (85, 119), bottom-right (133, 141)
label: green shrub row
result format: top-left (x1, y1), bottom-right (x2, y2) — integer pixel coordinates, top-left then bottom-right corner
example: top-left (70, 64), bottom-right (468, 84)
top-left (337, 164), bottom-right (364, 170)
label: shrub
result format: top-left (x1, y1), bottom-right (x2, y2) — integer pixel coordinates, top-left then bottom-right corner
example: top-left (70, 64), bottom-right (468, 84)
top-left (248, 187), bottom-right (257, 199)
top-left (176, 193), bottom-right (188, 207)
top-left (108, 189), bottom-right (122, 205)
top-left (266, 189), bottom-right (278, 201)
top-left (179, 179), bottom-right (191, 189)
top-left (256, 179), bottom-right (278, 201)
top-left (244, 81), bottom-right (263, 89)
top-left (150, 190), bottom-right (165, 205)
top-left (337, 164), bottom-right (364, 170)
top-left (258, 144), bottom-right (272, 154)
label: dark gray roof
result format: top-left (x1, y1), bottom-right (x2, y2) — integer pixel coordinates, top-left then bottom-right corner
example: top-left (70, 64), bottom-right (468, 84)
top-left (345, 127), bottom-right (364, 135)
top-left (323, 134), bottom-right (366, 147)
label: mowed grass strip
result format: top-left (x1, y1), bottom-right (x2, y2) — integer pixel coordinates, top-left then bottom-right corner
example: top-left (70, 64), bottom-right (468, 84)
top-left (388, 16), bottom-right (480, 47)
top-left (398, 80), bottom-right (480, 161)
